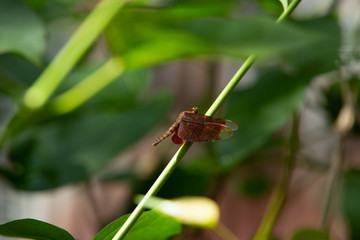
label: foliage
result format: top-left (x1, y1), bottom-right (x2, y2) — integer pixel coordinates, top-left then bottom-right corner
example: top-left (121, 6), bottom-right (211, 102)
top-left (0, 219), bottom-right (75, 240)
top-left (0, 0), bottom-right (356, 239)
top-left (94, 211), bottom-right (181, 240)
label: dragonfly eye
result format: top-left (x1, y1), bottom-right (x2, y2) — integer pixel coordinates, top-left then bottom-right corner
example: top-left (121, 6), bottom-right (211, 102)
top-left (190, 107), bottom-right (199, 113)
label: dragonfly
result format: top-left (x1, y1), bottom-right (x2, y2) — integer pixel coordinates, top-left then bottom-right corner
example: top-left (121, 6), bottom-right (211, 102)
top-left (152, 107), bottom-right (238, 146)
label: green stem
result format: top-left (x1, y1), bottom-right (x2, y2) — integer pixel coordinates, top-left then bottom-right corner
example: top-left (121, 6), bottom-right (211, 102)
top-left (112, 142), bottom-right (192, 240)
top-left (205, 54), bottom-right (256, 116)
top-left (113, 1), bottom-right (303, 239)
top-left (113, 54), bottom-right (256, 240)
top-left (253, 112), bottom-right (299, 240)
top-left (51, 57), bottom-right (125, 114)
top-left (276, 0), bottom-right (302, 24)
top-left (23, 0), bottom-right (126, 110)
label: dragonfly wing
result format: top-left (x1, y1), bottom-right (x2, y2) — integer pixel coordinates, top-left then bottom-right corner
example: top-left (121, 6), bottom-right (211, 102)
top-left (178, 121), bottom-right (233, 142)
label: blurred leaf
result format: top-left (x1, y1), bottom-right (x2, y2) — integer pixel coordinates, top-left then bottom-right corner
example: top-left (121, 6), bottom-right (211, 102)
top-left (23, 0), bottom-right (87, 20)
top-left (342, 169), bottom-right (360, 240)
top-left (0, 0), bottom-right (45, 65)
top-left (216, 68), bottom-right (309, 169)
top-left (0, 218), bottom-right (75, 240)
top-left (106, 3), bottom-right (319, 69)
top-left (257, 0), bottom-right (283, 15)
top-left (291, 228), bottom-right (329, 240)
top-left (215, 17), bottom-right (340, 170)
top-left (141, 167), bottom-right (211, 199)
top-left (23, 0), bottom-right (47, 11)
top-left (94, 211), bottom-right (181, 240)
top-left (236, 175), bottom-right (271, 197)
top-left (4, 93), bottom-right (172, 190)
top-left (184, 17), bottom-right (315, 57)
top-left (156, 0), bottom-right (233, 18)
top-left (0, 54), bottom-right (42, 97)
top-left (0, 95), bottom-right (16, 140)
top-left (284, 17), bottom-right (341, 75)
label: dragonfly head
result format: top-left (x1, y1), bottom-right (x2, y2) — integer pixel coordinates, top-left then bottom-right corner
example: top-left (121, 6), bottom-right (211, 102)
top-left (190, 106), bottom-right (199, 113)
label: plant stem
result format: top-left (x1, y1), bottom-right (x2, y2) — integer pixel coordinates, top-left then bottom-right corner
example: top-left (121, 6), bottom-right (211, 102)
top-left (205, 54), bottom-right (256, 116)
top-left (276, 0), bottom-right (302, 24)
top-left (213, 223), bottom-right (239, 240)
top-left (52, 57), bottom-right (125, 114)
top-left (113, 54), bottom-right (256, 240)
top-left (112, 142), bottom-right (193, 240)
top-left (23, 0), bottom-right (126, 110)
top-left (113, 1), bottom-right (303, 239)
top-left (321, 80), bottom-right (354, 228)
top-left (253, 112), bottom-right (300, 240)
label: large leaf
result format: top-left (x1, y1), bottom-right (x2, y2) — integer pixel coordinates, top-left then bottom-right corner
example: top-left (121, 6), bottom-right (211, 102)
top-left (342, 169), bottom-right (360, 240)
top-left (106, 2), bottom-right (319, 69)
top-left (216, 68), bottom-right (308, 169)
top-left (4, 93), bottom-right (171, 190)
top-left (0, 218), bottom-right (75, 240)
top-left (215, 17), bottom-right (340, 169)
top-left (0, 0), bottom-right (45, 65)
top-left (94, 211), bottom-right (181, 240)
top-left (284, 17), bottom-right (341, 75)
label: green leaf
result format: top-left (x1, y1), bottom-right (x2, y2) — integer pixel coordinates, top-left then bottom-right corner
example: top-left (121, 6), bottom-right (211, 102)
top-left (291, 228), bottom-right (329, 240)
top-left (106, 3), bottom-right (319, 69)
top-left (0, 218), bottom-right (75, 240)
top-left (0, 0), bottom-right (45, 65)
top-left (5, 93), bottom-right (172, 190)
top-left (216, 68), bottom-right (309, 169)
top-left (284, 17), bottom-right (341, 75)
top-left (215, 17), bottom-right (340, 170)
top-left (257, 0), bottom-right (283, 15)
top-left (236, 175), bottom-right (271, 197)
top-left (0, 54), bottom-right (42, 98)
top-left (0, 95), bottom-right (16, 140)
top-left (342, 169), bottom-right (360, 240)
top-left (141, 167), bottom-right (211, 199)
top-left (94, 211), bottom-right (181, 240)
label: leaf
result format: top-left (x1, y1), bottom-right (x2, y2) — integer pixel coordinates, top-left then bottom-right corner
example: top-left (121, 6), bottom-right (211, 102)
top-left (0, 95), bottom-right (16, 140)
top-left (216, 68), bottom-right (309, 169)
top-left (284, 17), bottom-right (341, 75)
top-left (342, 169), bottom-right (360, 240)
top-left (0, 54), bottom-right (42, 97)
top-left (0, 0), bottom-right (45, 65)
top-left (215, 17), bottom-right (340, 170)
top-left (0, 218), bottom-right (75, 240)
top-left (5, 93), bottom-right (172, 190)
top-left (94, 211), bottom-right (181, 240)
top-left (257, 0), bottom-right (283, 15)
top-left (184, 17), bottom-right (316, 57)
top-left (106, 2), bottom-right (319, 69)
top-left (141, 167), bottom-right (211, 199)
top-left (291, 228), bottom-right (329, 240)
top-left (279, 0), bottom-right (288, 12)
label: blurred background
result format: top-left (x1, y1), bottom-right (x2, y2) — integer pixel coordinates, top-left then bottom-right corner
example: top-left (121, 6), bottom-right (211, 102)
top-left (1, 0), bottom-right (360, 239)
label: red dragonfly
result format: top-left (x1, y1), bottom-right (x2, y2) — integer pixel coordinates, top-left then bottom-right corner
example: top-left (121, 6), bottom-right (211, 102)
top-left (152, 107), bottom-right (238, 146)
